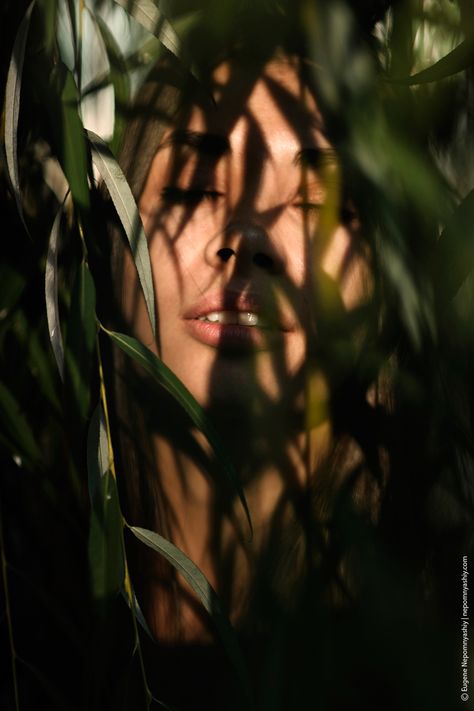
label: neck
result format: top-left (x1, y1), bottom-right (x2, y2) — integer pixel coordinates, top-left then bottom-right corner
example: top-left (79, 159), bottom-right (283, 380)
top-left (131, 387), bottom-right (330, 644)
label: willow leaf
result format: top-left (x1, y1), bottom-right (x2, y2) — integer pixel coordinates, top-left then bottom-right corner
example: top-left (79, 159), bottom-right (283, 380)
top-left (130, 525), bottom-right (252, 702)
top-left (395, 39), bottom-right (474, 85)
top-left (106, 329), bottom-right (252, 533)
top-left (4, 1), bottom-right (35, 233)
top-left (80, 71), bottom-right (111, 99)
top-left (45, 195), bottom-right (68, 381)
top-left (87, 402), bottom-right (110, 502)
top-left (120, 588), bottom-right (155, 640)
top-left (113, 0), bottom-right (181, 57)
top-left (89, 471), bottom-right (125, 600)
top-left (87, 130), bottom-right (156, 337)
top-left (434, 190), bottom-right (474, 301)
top-left (93, 14), bottom-right (131, 156)
top-left (64, 261), bottom-right (97, 423)
top-left (27, 324), bottom-right (61, 413)
top-left (0, 380), bottom-right (41, 467)
top-left (56, 65), bottom-right (91, 212)
top-left (37, 0), bottom-right (58, 55)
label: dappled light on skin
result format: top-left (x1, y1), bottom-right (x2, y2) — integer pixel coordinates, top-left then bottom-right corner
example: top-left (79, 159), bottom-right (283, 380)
top-left (119, 55), bottom-right (372, 644)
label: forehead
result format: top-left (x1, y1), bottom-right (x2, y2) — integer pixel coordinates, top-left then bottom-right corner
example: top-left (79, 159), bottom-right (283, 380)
top-left (171, 57), bottom-right (331, 158)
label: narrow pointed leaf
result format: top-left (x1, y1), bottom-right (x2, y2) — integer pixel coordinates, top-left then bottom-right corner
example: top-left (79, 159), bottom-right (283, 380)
top-left (113, 0), bottom-right (181, 58)
top-left (80, 71), bottom-right (112, 99)
top-left (4, 1), bottom-right (35, 233)
top-left (89, 471), bottom-right (125, 599)
top-left (106, 329), bottom-right (252, 533)
top-left (51, 65), bottom-right (91, 212)
top-left (64, 261), bottom-right (97, 423)
top-left (37, 0), bottom-right (58, 55)
top-left (394, 39), bottom-right (474, 85)
top-left (120, 588), bottom-right (155, 640)
top-left (94, 14), bottom-right (131, 156)
top-left (0, 380), bottom-right (41, 467)
top-left (87, 402), bottom-right (110, 502)
top-left (45, 195), bottom-right (68, 381)
top-left (87, 130), bottom-right (156, 337)
top-left (130, 525), bottom-right (252, 702)
top-left (433, 190), bottom-right (474, 300)
top-left (26, 324), bottom-right (61, 412)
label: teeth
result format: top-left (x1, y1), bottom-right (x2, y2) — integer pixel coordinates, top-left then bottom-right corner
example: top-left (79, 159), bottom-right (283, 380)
top-left (198, 310), bottom-right (260, 326)
top-left (238, 312), bottom-right (259, 326)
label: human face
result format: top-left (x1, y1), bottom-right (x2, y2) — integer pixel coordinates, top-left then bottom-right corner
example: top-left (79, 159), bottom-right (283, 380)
top-left (125, 57), bottom-right (365, 416)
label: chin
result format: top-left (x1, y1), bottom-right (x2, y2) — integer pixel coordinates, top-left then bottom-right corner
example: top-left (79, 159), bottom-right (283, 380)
top-left (185, 355), bottom-right (306, 426)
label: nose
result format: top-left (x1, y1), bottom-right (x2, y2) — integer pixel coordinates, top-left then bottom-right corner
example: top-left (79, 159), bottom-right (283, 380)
top-left (204, 221), bottom-right (285, 275)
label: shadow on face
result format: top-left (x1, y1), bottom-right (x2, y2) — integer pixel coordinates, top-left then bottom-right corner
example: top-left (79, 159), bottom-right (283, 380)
top-left (125, 55), bottom-right (370, 421)
top-left (111, 52), bottom-right (374, 651)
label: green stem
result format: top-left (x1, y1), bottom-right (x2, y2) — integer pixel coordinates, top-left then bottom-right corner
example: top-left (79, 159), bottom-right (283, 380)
top-left (0, 499), bottom-right (20, 711)
top-left (96, 336), bottom-right (153, 710)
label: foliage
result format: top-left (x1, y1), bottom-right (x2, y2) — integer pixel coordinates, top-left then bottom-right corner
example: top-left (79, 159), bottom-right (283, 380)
top-left (1, 0), bottom-right (473, 709)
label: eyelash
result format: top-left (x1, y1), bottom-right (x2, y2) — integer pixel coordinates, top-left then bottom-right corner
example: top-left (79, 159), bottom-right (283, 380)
top-left (161, 188), bottom-right (357, 225)
top-left (161, 187), bottom-right (223, 205)
top-left (295, 202), bottom-right (358, 225)
top-left (294, 201), bottom-right (322, 214)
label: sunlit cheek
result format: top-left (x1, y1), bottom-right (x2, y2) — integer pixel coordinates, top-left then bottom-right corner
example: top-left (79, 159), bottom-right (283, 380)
top-left (157, 203), bottom-right (228, 246)
top-left (146, 206), bottom-right (226, 289)
top-left (320, 225), bottom-right (369, 310)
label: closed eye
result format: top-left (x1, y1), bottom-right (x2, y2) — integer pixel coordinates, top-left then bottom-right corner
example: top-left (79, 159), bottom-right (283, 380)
top-left (161, 186), bottom-right (223, 205)
top-left (294, 202), bottom-right (359, 226)
top-left (293, 201), bottom-right (323, 213)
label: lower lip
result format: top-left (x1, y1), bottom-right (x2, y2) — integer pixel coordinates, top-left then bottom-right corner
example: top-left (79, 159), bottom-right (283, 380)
top-left (184, 318), bottom-right (284, 351)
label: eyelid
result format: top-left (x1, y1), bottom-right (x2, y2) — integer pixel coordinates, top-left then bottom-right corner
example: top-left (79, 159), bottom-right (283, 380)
top-left (293, 201), bottom-right (359, 226)
top-left (293, 201), bottom-right (324, 212)
top-left (161, 186), bottom-right (224, 204)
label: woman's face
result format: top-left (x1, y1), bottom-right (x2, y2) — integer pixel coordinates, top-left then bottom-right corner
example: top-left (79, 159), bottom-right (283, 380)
top-left (125, 57), bottom-right (366, 415)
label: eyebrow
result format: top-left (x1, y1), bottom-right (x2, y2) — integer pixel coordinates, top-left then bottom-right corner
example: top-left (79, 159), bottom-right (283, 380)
top-left (168, 129), bottom-right (231, 157)
top-left (294, 147), bottom-right (338, 168)
top-left (168, 129), bottom-right (337, 167)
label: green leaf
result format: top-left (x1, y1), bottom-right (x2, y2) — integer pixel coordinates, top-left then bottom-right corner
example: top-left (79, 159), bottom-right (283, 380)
top-left (87, 402), bottom-right (111, 502)
top-left (93, 14), bottom-right (131, 156)
top-left (80, 71), bottom-right (112, 99)
top-left (393, 38), bottom-right (474, 85)
top-left (0, 264), bottom-right (27, 317)
top-left (37, 0), bottom-right (58, 55)
top-left (26, 325), bottom-right (61, 413)
top-left (0, 380), bottom-right (42, 467)
top-left (89, 471), bottom-right (125, 599)
top-left (113, 0), bottom-right (181, 57)
top-left (4, 1), bottom-right (35, 234)
top-left (87, 130), bottom-right (156, 337)
top-left (433, 190), bottom-right (474, 301)
top-left (120, 588), bottom-right (155, 641)
top-left (64, 261), bottom-right (97, 423)
top-left (45, 194), bottom-right (68, 381)
top-left (130, 525), bottom-right (252, 702)
top-left (105, 329), bottom-right (252, 534)
top-left (65, 0), bottom-right (79, 74)
top-left (48, 63), bottom-right (91, 213)
top-left (122, 34), bottom-right (163, 72)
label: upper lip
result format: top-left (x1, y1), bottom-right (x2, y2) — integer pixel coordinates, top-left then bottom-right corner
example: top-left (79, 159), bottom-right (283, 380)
top-left (183, 289), bottom-right (295, 331)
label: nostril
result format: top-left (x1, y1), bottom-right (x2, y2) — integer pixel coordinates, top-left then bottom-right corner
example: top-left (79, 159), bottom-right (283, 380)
top-left (217, 247), bottom-right (235, 262)
top-left (253, 252), bottom-right (274, 270)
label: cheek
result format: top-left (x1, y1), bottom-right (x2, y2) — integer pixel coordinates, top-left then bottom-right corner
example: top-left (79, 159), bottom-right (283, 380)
top-left (272, 213), bottom-right (308, 288)
top-left (145, 215), bottom-right (211, 313)
top-left (320, 226), bottom-right (371, 309)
